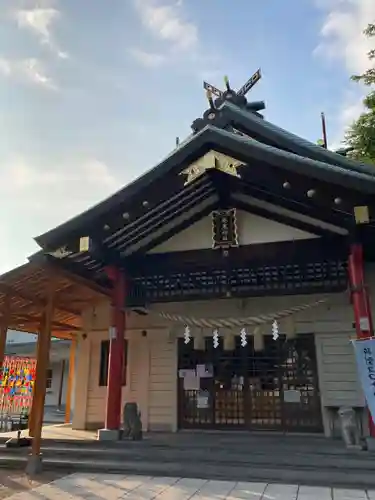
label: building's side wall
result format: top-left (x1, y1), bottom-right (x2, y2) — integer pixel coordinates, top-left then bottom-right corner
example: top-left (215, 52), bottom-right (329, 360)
top-left (45, 360), bottom-right (69, 407)
top-left (73, 287), bottom-right (371, 436)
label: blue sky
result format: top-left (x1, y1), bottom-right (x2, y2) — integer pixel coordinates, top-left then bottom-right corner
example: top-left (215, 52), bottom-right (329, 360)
top-left (0, 0), bottom-right (373, 273)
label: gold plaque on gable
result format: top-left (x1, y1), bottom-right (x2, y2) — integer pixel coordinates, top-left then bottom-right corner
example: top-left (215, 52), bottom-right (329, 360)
top-left (354, 206), bottom-right (370, 224)
top-left (79, 236), bottom-right (91, 252)
top-left (180, 150), bottom-right (244, 186)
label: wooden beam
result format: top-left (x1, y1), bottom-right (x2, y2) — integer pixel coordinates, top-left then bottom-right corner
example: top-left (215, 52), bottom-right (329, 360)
top-left (0, 294), bottom-right (10, 368)
top-left (11, 325), bottom-right (74, 340)
top-left (228, 175), bottom-right (352, 231)
top-left (11, 313), bottom-right (80, 332)
top-left (0, 282), bottom-right (81, 317)
top-left (37, 256), bottom-right (111, 297)
top-left (133, 202), bottom-right (217, 255)
top-left (29, 280), bottom-right (54, 463)
top-left (28, 322), bottom-right (41, 438)
top-left (65, 338), bottom-right (76, 424)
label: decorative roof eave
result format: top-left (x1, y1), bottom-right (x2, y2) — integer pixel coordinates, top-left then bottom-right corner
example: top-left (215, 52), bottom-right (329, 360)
top-left (35, 124), bottom-right (375, 253)
top-left (211, 127), bottom-right (375, 194)
top-left (220, 101), bottom-right (375, 177)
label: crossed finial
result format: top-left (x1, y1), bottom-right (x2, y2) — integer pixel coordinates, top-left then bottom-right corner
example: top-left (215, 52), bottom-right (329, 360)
top-left (203, 68), bottom-right (262, 107)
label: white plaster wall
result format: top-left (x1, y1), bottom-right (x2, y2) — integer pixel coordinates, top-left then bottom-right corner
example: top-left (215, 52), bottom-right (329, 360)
top-left (149, 210), bottom-right (317, 253)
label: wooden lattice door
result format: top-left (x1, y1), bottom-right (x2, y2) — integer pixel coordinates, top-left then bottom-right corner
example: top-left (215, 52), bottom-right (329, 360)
top-left (177, 334), bottom-right (323, 432)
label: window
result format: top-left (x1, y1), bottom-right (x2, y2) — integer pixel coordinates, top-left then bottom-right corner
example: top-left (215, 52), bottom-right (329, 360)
top-left (46, 369), bottom-right (53, 389)
top-left (99, 340), bottom-right (128, 387)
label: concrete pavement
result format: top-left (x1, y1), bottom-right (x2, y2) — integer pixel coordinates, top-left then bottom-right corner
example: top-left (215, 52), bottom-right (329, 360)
top-left (5, 474), bottom-right (375, 499)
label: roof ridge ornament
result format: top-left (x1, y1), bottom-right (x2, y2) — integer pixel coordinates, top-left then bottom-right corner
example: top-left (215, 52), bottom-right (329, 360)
top-left (203, 68), bottom-right (262, 99)
top-left (180, 150), bottom-right (244, 186)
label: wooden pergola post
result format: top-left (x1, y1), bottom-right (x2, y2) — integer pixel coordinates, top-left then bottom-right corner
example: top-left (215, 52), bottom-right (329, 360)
top-left (26, 283), bottom-right (54, 475)
top-left (28, 327), bottom-right (42, 438)
top-left (64, 337), bottom-right (76, 424)
top-left (0, 294), bottom-right (10, 369)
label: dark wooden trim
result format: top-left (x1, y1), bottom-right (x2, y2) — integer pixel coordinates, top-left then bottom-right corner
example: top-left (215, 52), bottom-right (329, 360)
top-left (129, 236), bottom-right (349, 273)
top-left (225, 175), bottom-right (352, 231)
top-left (133, 202), bottom-right (218, 255)
top-left (116, 183), bottom-right (216, 253)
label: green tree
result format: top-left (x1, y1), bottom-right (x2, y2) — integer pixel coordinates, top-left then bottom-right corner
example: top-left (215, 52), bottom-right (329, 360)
top-left (345, 23), bottom-right (375, 163)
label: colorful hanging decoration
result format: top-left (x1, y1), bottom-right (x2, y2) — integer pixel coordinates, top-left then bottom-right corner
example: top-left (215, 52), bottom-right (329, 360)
top-left (0, 356), bottom-right (36, 415)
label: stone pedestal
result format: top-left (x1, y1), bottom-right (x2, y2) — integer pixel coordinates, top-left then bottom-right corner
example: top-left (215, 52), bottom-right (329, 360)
top-left (97, 428), bottom-right (120, 441)
top-left (366, 437), bottom-right (375, 451)
top-left (25, 454), bottom-right (43, 475)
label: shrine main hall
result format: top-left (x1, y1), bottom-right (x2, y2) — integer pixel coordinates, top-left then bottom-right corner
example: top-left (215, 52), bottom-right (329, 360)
top-left (1, 84), bottom-right (375, 455)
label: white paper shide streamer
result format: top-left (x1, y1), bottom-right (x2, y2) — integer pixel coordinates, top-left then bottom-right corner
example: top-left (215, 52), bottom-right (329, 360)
top-left (272, 320), bottom-right (279, 341)
top-left (213, 329), bottom-right (219, 348)
top-left (240, 328), bottom-right (247, 347)
top-left (184, 325), bottom-right (191, 344)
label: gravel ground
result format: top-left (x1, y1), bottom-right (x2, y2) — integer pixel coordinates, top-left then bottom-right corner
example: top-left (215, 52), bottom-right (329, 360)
top-left (0, 471), bottom-right (65, 499)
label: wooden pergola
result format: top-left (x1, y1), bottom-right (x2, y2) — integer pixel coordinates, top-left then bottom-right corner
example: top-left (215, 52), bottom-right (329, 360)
top-left (0, 261), bottom-right (108, 338)
top-left (0, 260), bottom-right (109, 472)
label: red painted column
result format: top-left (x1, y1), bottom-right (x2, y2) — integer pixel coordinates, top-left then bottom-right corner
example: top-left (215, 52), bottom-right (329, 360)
top-left (348, 243), bottom-right (375, 437)
top-left (104, 266), bottom-right (126, 431)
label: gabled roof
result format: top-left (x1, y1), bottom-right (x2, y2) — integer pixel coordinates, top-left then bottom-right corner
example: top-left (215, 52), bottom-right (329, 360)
top-left (28, 99), bottom-right (375, 287)
top-left (35, 121), bottom-right (375, 251)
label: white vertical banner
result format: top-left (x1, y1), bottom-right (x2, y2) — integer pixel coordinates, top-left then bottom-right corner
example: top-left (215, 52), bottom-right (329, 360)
top-left (352, 338), bottom-right (375, 421)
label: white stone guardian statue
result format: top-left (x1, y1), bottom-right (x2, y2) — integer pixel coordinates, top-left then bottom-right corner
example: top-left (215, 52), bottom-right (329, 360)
top-left (338, 406), bottom-right (362, 449)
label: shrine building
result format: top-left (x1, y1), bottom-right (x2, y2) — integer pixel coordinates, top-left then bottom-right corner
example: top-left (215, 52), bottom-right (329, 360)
top-left (1, 82), bottom-right (375, 451)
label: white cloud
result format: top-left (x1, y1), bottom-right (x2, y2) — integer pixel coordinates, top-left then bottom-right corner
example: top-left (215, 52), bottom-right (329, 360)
top-left (315, 0), bottom-right (375, 142)
top-left (130, 0), bottom-right (203, 67)
top-left (0, 56), bottom-right (57, 89)
top-left (0, 155), bottom-right (121, 273)
top-left (134, 0), bottom-right (198, 52)
top-left (13, 6), bottom-right (68, 59)
top-left (0, 157), bottom-right (118, 195)
top-left (0, 156), bottom-right (119, 224)
top-left (128, 47), bottom-right (167, 68)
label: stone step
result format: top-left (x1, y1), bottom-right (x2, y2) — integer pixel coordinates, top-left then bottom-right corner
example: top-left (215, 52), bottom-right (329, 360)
top-left (2, 443), bottom-right (375, 473)
top-left (0, 435), bottom-right (354, 456)
top-left (1, 454), bottom-right (375, 490)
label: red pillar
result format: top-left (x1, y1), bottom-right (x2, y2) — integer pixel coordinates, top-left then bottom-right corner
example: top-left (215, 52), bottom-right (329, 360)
top-left (348, 243), bottom-right (375, 437)
top-left (104, 267), bottom-right (126, 431)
